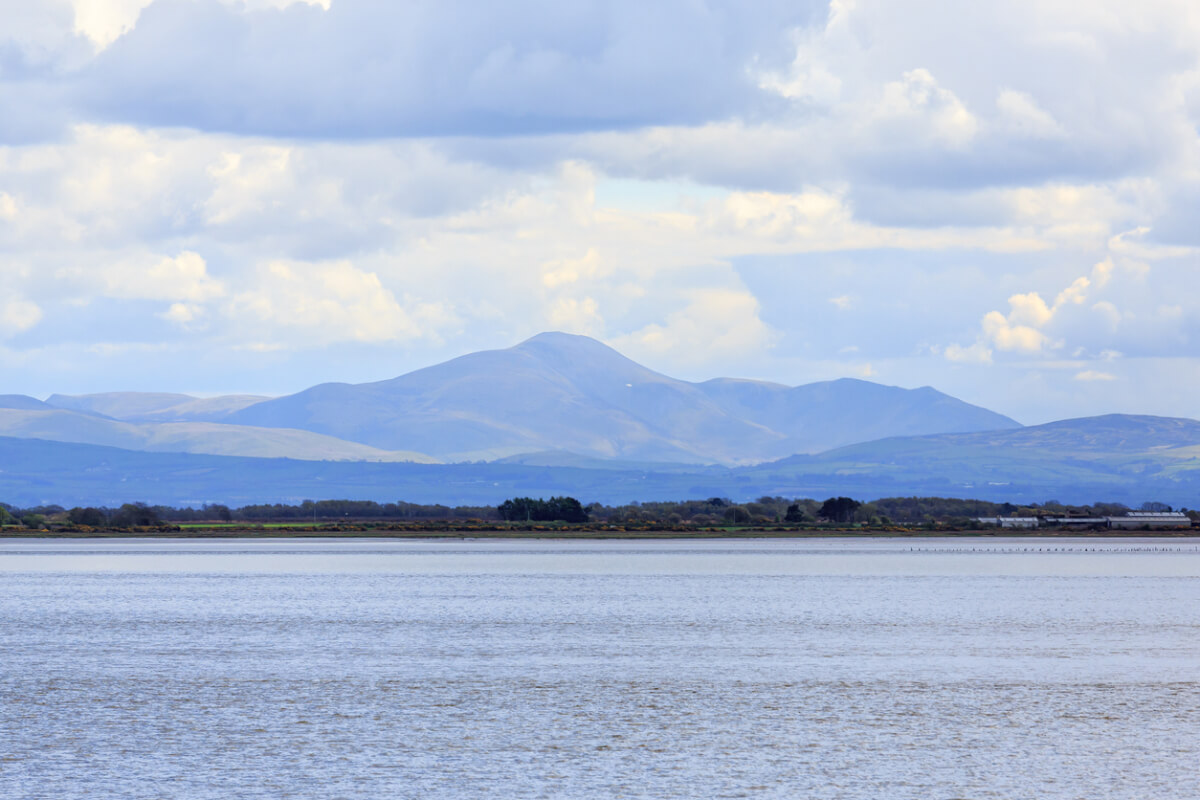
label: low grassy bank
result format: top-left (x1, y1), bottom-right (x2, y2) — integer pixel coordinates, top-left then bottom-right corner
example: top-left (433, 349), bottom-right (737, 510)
top-left (4, 524), bottom-right (1198, 539)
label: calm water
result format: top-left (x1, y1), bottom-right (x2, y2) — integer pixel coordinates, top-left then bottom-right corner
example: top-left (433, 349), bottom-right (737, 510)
top-left (2, 537), bottom-right (1199, 799)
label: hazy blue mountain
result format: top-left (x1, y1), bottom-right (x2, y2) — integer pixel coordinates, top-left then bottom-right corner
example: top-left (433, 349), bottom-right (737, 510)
top-left (0, 408), bottom-right (437, 462)
top-left (5, 413), bottom-right (1199, 509)
top-left (697, 377), bottom-right (1019, 455)
top-left (0, 394), bottom-right (53, 411)
top-left (46, 392), bottom-right (270, 422)
top-left (743, 414), bottom-right (1200, 503)
top-left (227, 332), bottom-right (1020, 464)
top-left (0, 436), bottom-right (720, 508)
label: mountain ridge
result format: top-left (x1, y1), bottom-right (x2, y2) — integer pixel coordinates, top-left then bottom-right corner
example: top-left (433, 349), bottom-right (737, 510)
top-left (224, 331), bottom-right (1021, 464)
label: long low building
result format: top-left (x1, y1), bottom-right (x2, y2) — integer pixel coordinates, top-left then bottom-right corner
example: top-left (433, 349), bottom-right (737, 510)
top-left (975, 517), bottom-right (1039, 529)
top-left (976, 512), bottom-right (1194, 530)
top-left (1105, 511), bottom-right (1193, 529)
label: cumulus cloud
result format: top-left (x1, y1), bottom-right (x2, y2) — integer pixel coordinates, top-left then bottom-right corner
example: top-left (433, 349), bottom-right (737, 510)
top-left (613, 287), bottom-right (776, 368)
top-left (947, 227), bottom-right (1197, 365)
top-left (54, 251), bottom-right (226, 309)
top-left (227, 259), bottom-right (455, 346)
top-left (547, 296), bottom-right (604, 337)
top-left (541, 248), bottom-right (608, 289)
top-left (955, 267), bottom-right (1100, 358)
top-left (0, 296), bottom-right (43, 337)
top-left (876, 68), bottom-right (979, 149)
top-left (944, 341), bottom-right (994, 364)
top-left (159, 301), bottom-right (203, 327)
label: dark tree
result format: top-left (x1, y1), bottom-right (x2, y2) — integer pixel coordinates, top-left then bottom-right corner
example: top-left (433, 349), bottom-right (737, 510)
top-left (784, 503), bottom-right (806, 523)
top-left (819, 496), bottom-right (862, 523)
top-left (68, 507), bottom-right (108, 527)
top-left (110, 502), bottom-right (162, 527)
top-left (723, 506), bottom-right (751, 524)
top-left (546, 496), bottom-right (589, 523)
top-left (498, 496), bottom-right (588, 523)
top-left (204, 503), bottom-right (233, 522)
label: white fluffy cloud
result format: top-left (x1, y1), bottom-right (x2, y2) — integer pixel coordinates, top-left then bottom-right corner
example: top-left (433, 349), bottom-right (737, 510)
top-left (947, 230), bottom-right (1197, 366)
top-left (228, 259), bottom-right (454, 347)
top-left (82, 251), bottom-right (226, 302)
top-left (0, 296), bottom-right (43, 338)
top-left (614, 288), bottom-right (776, 370)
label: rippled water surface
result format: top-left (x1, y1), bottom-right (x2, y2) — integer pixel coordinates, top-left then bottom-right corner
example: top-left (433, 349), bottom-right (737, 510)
top-left (2, 537), bottom-right (1199, 798)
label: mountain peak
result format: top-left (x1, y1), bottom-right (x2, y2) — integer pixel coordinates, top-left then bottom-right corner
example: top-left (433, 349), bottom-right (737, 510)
top-left (226, 332), bottom-right (1021, 465)
top-left (513, 331), bottom-right (626, 359)
top-left (517, 330), bottom-right (598, 346)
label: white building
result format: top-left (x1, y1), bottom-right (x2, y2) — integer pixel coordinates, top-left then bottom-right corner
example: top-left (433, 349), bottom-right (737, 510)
top-left (975, 517), bottom-right (1040, 529)
top-left (1106, 511), bottom-right (1192, 529)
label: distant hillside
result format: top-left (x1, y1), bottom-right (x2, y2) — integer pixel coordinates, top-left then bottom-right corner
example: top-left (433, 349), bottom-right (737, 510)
top-left (0, 395), bottom-right (53, 411)
top-left (226, 332), bottom-right (1020, 464)
top-left (3, 414), bottom-right (1199, 508)
top-left (697, 376), bottom-right (1018, 454)
top-left (745, 414), bottom-right (1200, 503)
top-left (47, 392), bottom-right (270, 422)
top-left (0, 436), bottom-right (717, 508)
top-left (0, 408), bottom-right (436, 463)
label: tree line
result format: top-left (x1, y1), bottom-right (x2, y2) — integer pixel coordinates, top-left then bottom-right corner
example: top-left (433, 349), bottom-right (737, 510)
top-left (2, 495), bottom-right (1193, 530)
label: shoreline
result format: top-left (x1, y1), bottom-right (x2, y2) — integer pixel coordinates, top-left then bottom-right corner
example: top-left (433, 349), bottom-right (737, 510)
top-left (3, 528), bottom-right (1199, 540)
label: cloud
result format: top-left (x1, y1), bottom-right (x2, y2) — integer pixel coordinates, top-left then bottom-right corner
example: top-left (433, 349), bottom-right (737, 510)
top-left (613, 287), bottom-right (775, 368)
top-left (828, 295), bottom-right (853, 309)
top-left (67, 0), bottom-right (815, 138)
top-left (1075, 370), bottom-right (1116, 381)
top-left (541, 248), bottom-right (607, 289)
top-left (58, 250), bottom-right (226, 303)
top-left (946, 244), bottom-right (1165, 361)
top-left (943, 341), bottom-right (993, 364)
top-left (547, 296), bottom-right (604, 337)
top-left (981, 308), bottom-right (1052, 354)
top-left (877, 68), bottom-right (979, 149)
top-left (227, 259), bottom-right (456, 346)
top-left (0, 296), bottom-right (43, 337)
top-left (69, 0), bottom-right (332, 48)
top-left (995, 89), bottom-right (1065, 139)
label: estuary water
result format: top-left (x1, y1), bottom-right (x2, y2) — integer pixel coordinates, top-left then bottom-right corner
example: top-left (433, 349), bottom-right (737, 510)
top-left (2, 537), bottom-right (1199, 799)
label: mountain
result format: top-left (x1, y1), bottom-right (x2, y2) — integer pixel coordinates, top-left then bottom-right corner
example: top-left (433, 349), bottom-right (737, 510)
top-left (0, 436), bottom-right (717, 508)
top-left (0, 394), bottom-right (53, 411)
top-left (227, 332), bottom-right (1020, 464)
top-left (0, 408), bottom-right (436, 463)
top-left (742, 414), bottom-right (1200, 502)
top-left (3, 413), bottom-right (1200, 508)
top-left (696, 376), bottom-right (1018, 455)
top-left (46, 392), bottom-right (270, 422)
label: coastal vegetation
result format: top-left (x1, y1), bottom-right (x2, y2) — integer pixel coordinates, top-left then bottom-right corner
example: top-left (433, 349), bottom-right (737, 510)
top-left (2, 496), bottom-right (1194, 534)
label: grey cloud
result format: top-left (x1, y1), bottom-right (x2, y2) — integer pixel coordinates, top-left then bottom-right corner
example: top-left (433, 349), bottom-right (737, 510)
top-left (74, 0), bottom-right (820, 138)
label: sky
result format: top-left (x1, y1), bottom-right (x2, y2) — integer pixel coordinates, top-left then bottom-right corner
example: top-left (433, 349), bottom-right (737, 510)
top-left (1, 0), bottom-right (1199, 424)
